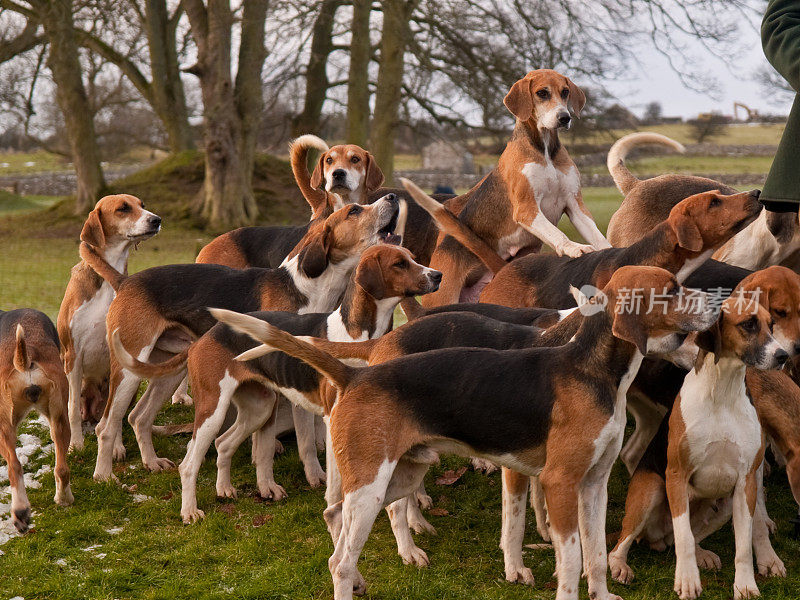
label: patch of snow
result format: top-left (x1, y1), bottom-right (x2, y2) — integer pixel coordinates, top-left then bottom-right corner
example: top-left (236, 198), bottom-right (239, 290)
top-left (82, 544), bottom-right (101, 552)
top-left (132, 494), bottom-right (152, 503)
top-left (55, 558), bottom-right (67, 567)
top-left (95, 553), bottom-right (106, 559)
top-left (105, 527), bottom-right (123, 535)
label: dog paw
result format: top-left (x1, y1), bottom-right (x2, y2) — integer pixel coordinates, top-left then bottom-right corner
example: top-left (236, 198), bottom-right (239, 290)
top-left (216, 483), bottom-right (238, 499)
top-left (505, 565), bottom-right (535, 586)
top-left (757, 553), bottom-right (786, 578)
top-left (536, 522), bottom-right (552, 542)
top-left (12, 507), bottom-right (31, 533)
top-left (609, 555), bottom-right (634, 584)
top-left (182, 508), bottom-right (206, 524)
top-left (112, 442), bottom-right (126, 462)
top-left (561, 242), bottom-right (594, 258)
top-left (92, 470), bottom-right (119, 484)
top-left (733, 578), bottom-right (760, 599)
top-left (471, 457), bottom-right (497, 473)
top-left (353, 571), bottom-right (367, 596)
top-left (696, 547), bottom-right (722, 570)
top-left (68, 438), bottom-right (84, 453)
top-left (415, 490), bottom-right (433, 510)
top-left (259, 481), bottom-right (288, 502)
top-left (408, 512), bottom-right (437, 536)
top-left (171, 392), bottom-right (193, 406)
top-left (400, 545), bottom-right (430, 567)
top-left (305, 467), bottom-right (326, 488)
top-left (54, 487), bottom-right (75, 507)
top-left (674, 564), bottom-right (702, 600)
top-left (144, 457), bottom-right (176, 472)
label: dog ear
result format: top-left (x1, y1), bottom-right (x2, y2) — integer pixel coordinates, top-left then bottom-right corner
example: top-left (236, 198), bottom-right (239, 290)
top-left (364, 152), bottom-right (385, 192)
top-left (503, 77), bottom-right (533, 121)
top-left (671, 214), bottom-right (704, 252)
top-left (565, 77), bottom-right (586, 116)
top-left (694, 318), bottom-right (722, 364)
top-left (611, 310), bottom-right (649, 354)
top-left (310, 151), bottom-right (327, 190)
top-left (297, 227), bottom-right (331, 278)
top-left (80, 209), bottom-right (106, 248)
top-left (355, 254), bottom-right (387, 299)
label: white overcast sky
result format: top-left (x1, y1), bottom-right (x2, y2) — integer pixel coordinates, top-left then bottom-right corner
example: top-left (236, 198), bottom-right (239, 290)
top-left (605, 25), bottom-right (792, 119)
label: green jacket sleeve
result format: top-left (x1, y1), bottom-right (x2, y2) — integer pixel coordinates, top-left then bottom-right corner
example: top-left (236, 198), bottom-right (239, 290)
top-left (761, 0), bottom-right (800, 207)
top-left (763, 0), bottom-right (800, 92)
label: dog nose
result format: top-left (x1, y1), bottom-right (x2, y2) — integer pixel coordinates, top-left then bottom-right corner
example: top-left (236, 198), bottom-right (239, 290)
top-left (557, 113), bottom-right (571, 126)
top-left (332, 169), bottom-right (346, 180)
top-left (776, 349), bottom-right (789, 365)
top-left (149, 215), bottom-right (162, 227)
top-left (428, 270), bottom-right (443, 284)
top-left (794, 342), bottom-right (800, 355)
top-left (385, 193), bottom-right (398, 204)
top-left (750, 189), bottom-right (761, 199)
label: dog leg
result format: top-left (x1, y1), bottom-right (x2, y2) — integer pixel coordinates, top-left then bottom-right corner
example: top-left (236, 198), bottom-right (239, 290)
top-left (251, 401), bottom-right (287, 502)
top-left (530, 474), bottom-right (551, 542)
top-left (731, 476), bottom-right (759, 599)
top-left (667, 473), bottom-right (701, 600)
top-left (500, 468), bottom-right (534, 585)
top-left (178, 379), bottom-right (236, 524)
top-left (315, 415), bottom-right (326, 452)
top-left (94, 366), bottom-right (142, 480)
top-left (0, 420), bottom-right (30, 533)
top-left (753, 464), bottom-right (786, 577)
top-left (324, 416), bottom-right (342, 513)
top-left (387, 497), bottom-right (429, 567)
top-left (65, 361), bottom-right (84, 450)
top-left (331, 462), bottom-right (397, 600)
top-left (128, 371), bottom-right (185, 472)
top-left (541, 467), bottom-right (582, 600)
top-left (291, 403), bottom-right (326, 488)
top-left (621, 394), bottom-right (665, 475)
top-left (171, 377), bottom-right (192, 405)
top-left (217, 386), bottom-right (278, 499)
top-left (579, 476), bottom-right (620, 600)
top-left (610, 471), bottom-right (665, 584)
top-left (46, 403), bottom-right (74, 507)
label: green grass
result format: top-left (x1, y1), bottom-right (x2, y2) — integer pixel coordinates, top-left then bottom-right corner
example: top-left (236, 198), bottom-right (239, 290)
top-left (562, 122), bottom-right (787, 146)
top-left (3, 189), bottom-right (800, 599)
top-left (584, 155), bottom-right (775, 177)
top-left (0, 150), bottom-right (71, 175)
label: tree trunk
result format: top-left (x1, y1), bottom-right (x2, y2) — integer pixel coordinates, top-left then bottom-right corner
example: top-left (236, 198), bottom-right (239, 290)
top-left (184, 0), bottom-right (268, 229)
top-left (37, 0), bottom-right (105, 213)
top-left (291, 0), bottom-right (343, 136)
top-left (346, 0), bottom-right (371, 145)
top-left (144, 0), bottom-right (194, 152)
top-left (370, 0), bottom-right (417, 181)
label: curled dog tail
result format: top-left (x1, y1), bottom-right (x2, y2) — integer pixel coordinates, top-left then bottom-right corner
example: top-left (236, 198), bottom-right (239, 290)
top-left (13, 324), bottom-right (30, 372)
top-left (110, 328), bottom-right (188, 378)
top-left (210, 308), bottom-right (355, 393)
top-left (400, 178), bottom-right (507, 275)
top-left (291, 134), bottom-right (330, 216)
top-left (607, 132), bottom-right (685, 195)
top-left (79, 242), bottom-right (126, 291)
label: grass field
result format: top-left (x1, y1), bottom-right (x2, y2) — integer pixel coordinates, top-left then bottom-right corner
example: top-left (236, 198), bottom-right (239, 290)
top-left (2, 188), bottom-right (800, 599)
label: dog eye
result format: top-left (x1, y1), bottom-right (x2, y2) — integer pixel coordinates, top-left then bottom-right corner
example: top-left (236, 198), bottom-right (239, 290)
top-left (116, 203), bottom-right (130, 213)
top-left (348, 205), bottom-right (362, 217)
top-left (536, 89), bottom-right (549, 99)
top-left (739, 317), bottom-right (757, 331)
top-left (350, 156), bottom-right (360, 164)
top-left (326, 157), bottom-right (333, 164)
top-left (709, 197), bottom-right (721, 208)
top-left (394, 261), bottom-right (407, 269)
top-left (775, 309), bottom-right (788, 318)
top-left (561, 88), bottom-right (569, 99)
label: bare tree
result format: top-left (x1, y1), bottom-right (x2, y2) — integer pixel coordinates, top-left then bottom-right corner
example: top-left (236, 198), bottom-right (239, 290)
top-left (370, 0), bottom-right (418, 179)
top-left (688, 112), bottom-right (728, 143)
top-left (2, 0), bottom-right (106, 212)
top-left (346, 0), bottom-right (372, 145)
top-left (183, 0), bottom-right (269, 228)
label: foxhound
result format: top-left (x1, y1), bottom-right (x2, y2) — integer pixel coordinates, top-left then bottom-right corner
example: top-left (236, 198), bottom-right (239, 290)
top-left (213, 265), bottom-right (717, 600)
top-left (57, 194), bottom-right (161, 450)
top-left (0, 309), bottom-right (73, 533)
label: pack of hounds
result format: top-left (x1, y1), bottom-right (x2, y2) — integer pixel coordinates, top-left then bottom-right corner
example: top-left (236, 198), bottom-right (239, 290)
top-left (6, 69), bottom-right (800, 600)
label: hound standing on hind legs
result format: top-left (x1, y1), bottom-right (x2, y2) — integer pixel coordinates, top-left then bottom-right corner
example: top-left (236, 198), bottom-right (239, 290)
top-left (213, 265), bottom-right (717, 600)
top-left (0, 310), bottom-right (73, 533)
top-left (57, 194), bottom-right (161, 452)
